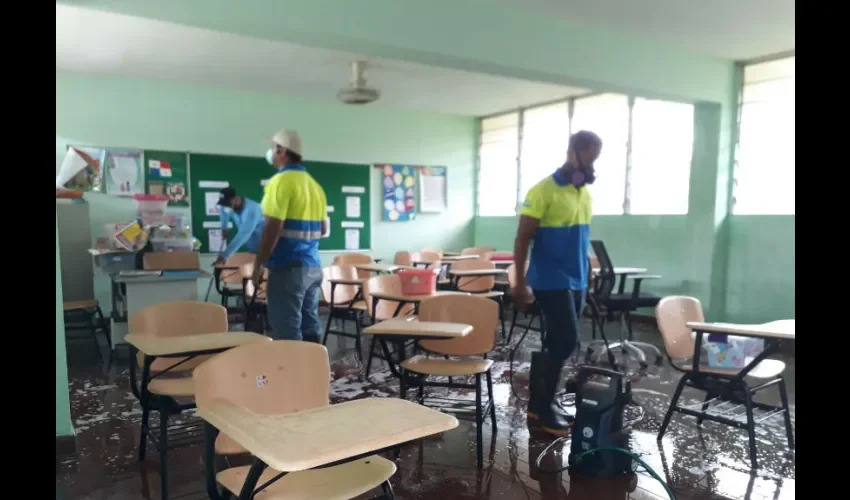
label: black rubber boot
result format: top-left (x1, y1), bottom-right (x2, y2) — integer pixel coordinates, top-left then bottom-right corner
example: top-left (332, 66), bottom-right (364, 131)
top-left (538, 352), bottom-right (574, 436)
top-left (527, 352), bottom-right (575, 428)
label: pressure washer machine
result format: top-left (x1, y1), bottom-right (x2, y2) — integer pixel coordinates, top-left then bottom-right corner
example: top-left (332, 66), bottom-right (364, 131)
top-left (567, 366), bottom-right (635, 478)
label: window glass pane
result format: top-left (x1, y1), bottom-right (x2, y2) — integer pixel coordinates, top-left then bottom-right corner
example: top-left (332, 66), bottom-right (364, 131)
top-left (629, 98), bottom-right (694, 215)
top-left (734, 56), bottom-right (795, 215)
top-left (478, 112), bottom-right (519, 216)
top-left (571, 93), bottom-right (629, 215)
top-left (520, 102), bottom-right (569, 199)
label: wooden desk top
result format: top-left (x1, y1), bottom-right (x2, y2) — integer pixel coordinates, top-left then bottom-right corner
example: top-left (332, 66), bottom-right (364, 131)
top-left (592, 267), bottom-right (648, 275)
top-left (362, 317), bottom-right (472, 338)
top-left (686, 320), bottom-right (795, 340)
top-left (124, 332), bottom-right (271, 356)
top-left (371, 290), bottom-right (469, 303)
top-left (355, 263), bottom-right (403, 273)
top-left (329, 278), bottom-right (365, 286)
top-left (449, 269), bottom-right (509, 277)
top-left (441, 255), bottom-right (478, 261)
top-left (198, 398), bottom-right (458, 472)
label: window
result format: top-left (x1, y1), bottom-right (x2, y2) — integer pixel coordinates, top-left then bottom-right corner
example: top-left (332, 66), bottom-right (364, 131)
top-left (571, 93), bottom-right (630, 215)
top-left (733, 56), bottom-right (795, 215)
top-left (629, 98), bottom-right (694, 214)
top-left (475, 93), bottom-right (696, 216)
top-left (519, 102), bottom-right (570, 200)
top-left (478, 112), bottom-right (519, 216)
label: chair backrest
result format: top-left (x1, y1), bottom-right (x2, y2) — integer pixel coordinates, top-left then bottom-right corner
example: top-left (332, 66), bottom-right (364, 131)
top-left (333, 252), bottom-right (374, 279)
top-left (411, 251), bottom-right (441, 265)
top-left (655, 296), bottom-right (703, 360)
top-left (451, 258), bottom-right (496, 293)
top-left (361, 274), bottom-right (415, 321)
top-left (219, 253), bottom-right (255, 285)
top-left (239, 263), bottom-right (268, 303)
top-left (590, 240), bottom-right (616, 299)
top-left (129, 301), bottom-right (228, 371)
top-left (420, 248), bottom-right (444, 258)
top-left (320, 265), bottom-right (360, 305)
top-left (419, 295), bottom-right (499, 356)
top-left (461, 246), bottom-right (494, 257)
top-left (193, 340), bottom-right (331, 415)
top-left (393, 251), bottom-right (413, 267)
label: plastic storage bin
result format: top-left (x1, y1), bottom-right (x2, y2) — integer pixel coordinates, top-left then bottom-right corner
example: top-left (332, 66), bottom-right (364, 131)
top-left (150, 237), bottom-right (195, 253)
top-left (398, 268), bottom-right (438, 296)
top-left (133, 194), bottom-right (170, 226)
top-left (96, 252), bottom-right (138, 274)
top-left (702, 335), bottom-right (764, 369)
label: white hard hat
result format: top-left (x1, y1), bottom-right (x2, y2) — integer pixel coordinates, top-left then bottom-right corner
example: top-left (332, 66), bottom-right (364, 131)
top-left (269, 130), bottom-right (303, 156)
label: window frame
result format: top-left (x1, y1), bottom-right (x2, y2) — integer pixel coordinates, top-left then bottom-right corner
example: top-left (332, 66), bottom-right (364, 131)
top-left (475, 93), bottom-right (695, 216)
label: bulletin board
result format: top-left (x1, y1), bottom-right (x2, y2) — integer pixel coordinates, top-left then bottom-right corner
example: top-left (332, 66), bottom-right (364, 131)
top-left (378, 164), bottom-right (417, 221)
top-left (143, 150), bottom-right (190, 206)
top-left (187, 153), bottom-right (371, 253)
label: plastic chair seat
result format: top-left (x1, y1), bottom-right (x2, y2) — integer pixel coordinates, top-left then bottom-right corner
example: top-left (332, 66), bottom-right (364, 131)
top-left (147, 377), bottom-right (194, 396)
top-left (401, 355), bottom-right (494, 376)
top-left (675, 358), bottom-right (786, 379)
top-left (217, 456), bottom-right (396, 500)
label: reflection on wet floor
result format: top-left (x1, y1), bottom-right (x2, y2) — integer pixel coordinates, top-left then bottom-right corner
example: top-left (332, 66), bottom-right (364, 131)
top-left (56, 315), bottom-right (795, 500)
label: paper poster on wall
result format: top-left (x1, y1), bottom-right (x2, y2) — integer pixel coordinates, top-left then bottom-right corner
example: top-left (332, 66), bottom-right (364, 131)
top-left (104, 149), bottom-right (144, 196)
top-left (205, 192), bottom-right (222, 216)
top-left (342, 186), bottom-right (366, 194)
top-left (323, 217), bottom-right (331, 238)
top-left (345, 229), bottom-right (360, 250)
top-left (208, 229), bottom-right (224, 253)
top-left (345, 196), bottom-right (361, 218)
top-left (377, 164), bottom-right (417, 221)
top-left (62, 146), bottom-right (105, 192)
top-left (419, 166), bottom-right (448, 213)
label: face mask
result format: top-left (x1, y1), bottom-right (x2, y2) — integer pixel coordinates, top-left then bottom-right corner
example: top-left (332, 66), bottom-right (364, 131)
top-left (265, 148), bottom-right (275, 166)
top-left (562, 162), bottom-right (596, 188)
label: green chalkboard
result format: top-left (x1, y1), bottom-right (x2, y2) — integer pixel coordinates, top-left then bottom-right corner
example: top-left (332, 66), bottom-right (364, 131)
top-left (187, 153), bottom-right (371, 253)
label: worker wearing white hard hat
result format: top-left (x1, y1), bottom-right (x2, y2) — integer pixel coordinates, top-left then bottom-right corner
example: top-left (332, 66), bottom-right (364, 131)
top-left (251, 130), bottom-right (328, 343)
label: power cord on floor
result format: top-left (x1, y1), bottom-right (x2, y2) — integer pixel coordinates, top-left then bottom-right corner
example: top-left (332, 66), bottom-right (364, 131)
top-left (534, 438), bottom-right (675, 500)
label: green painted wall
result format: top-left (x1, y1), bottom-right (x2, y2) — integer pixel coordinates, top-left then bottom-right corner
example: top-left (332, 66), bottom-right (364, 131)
top-left (56, 211), bottom-right (74, 437)
top-left (56, 70), bottom-right (476, 313)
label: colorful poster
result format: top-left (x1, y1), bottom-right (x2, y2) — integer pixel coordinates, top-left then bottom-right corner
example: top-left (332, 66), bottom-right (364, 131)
top-left (419, 166), bottom-right (447, 213)
top-left (378, 164), bottom-right (417, 221)
top-left (104, 149), bottom-right (144, 196)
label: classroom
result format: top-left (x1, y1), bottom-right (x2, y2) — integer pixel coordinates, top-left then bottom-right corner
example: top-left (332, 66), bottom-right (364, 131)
top-left (55, 1), bottom-right (795, 499)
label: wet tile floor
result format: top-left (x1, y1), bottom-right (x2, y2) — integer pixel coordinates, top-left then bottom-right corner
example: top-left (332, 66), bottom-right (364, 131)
top-left (56, 315), bottom-right (795, 499)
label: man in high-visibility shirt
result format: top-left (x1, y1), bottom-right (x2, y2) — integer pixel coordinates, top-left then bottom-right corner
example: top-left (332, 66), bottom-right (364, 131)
top-left (251, 130), bottom-right (328, 343)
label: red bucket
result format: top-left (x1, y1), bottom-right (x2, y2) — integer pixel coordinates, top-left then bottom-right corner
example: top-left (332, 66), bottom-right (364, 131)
top-left (398, 268), bottom-right (438, 296)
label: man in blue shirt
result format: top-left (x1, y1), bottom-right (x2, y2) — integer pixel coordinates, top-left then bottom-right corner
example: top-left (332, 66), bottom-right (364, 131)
top-left (213, 187), bottom-right (265, 265)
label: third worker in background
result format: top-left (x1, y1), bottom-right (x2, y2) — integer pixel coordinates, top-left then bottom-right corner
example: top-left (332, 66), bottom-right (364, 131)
top-left (252, 130), bottom-right (328, 343)
top-left (213, 187), bottom-right (265, 265)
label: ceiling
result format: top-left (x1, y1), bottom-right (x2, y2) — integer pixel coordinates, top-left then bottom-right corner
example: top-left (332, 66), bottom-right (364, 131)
top-left (56, 5), bottom-right (589, 117)
top-left (492, 0), bottom-right (795, 60)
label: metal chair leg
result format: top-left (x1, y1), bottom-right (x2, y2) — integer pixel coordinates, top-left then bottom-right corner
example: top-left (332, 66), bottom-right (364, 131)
top-left (658, 375), bottom-right (687, 440)
top-left (485, 370), bottom-right (497, 432)
top-left (159, 410), bottom-right (170, 500)
top-left (365, 336), bottom-right (378, 377)
top-left (777, 377), bottom-right (795, 450)
top-left (743, 386), bottom-right (759, 469)
top-left (474, 374), bottom-right (484, 468)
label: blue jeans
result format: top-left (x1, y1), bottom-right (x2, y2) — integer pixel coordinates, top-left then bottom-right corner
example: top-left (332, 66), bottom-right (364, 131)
top-left (534, 289), bottom-right (586, 401)
top-left (266, 265), bottom-right (323, 343)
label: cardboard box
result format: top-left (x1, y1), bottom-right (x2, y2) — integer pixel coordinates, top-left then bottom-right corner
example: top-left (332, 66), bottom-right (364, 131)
top-left (143, 251), bottom-right (200, 271)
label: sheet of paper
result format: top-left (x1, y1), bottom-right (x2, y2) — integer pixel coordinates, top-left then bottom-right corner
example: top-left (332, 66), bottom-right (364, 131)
top-left (261, 179), bottom-right (270, 186)
top-left (345, 196), bottom-right (361, 218)
top-left (205, 192), bottom-right (221, 216)
top-left (341, 221), bottom-right (365, 229)
top-left (323, 217), bottom-right (331, 238)
top-left (342, 186), bottom-right (366, 194)
top-left (345, 229), bottom-right (360, 250)
top-left (327, 206), bottom-right (335, 213)
top-left (208, 229), bottom-right (224, 253)
top-left (199, 180), bottom-right (229, 189)
top-left (420, 173), bottom-right (447, 212)
top-left (203, 221), bottom-right (233, 229)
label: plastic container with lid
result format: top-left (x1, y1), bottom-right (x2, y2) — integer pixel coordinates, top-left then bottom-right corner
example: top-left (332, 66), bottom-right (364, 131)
top-left (133, 194), bottom-right (169, 225)
top-left (397, 268), bottom-right (438, 296)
